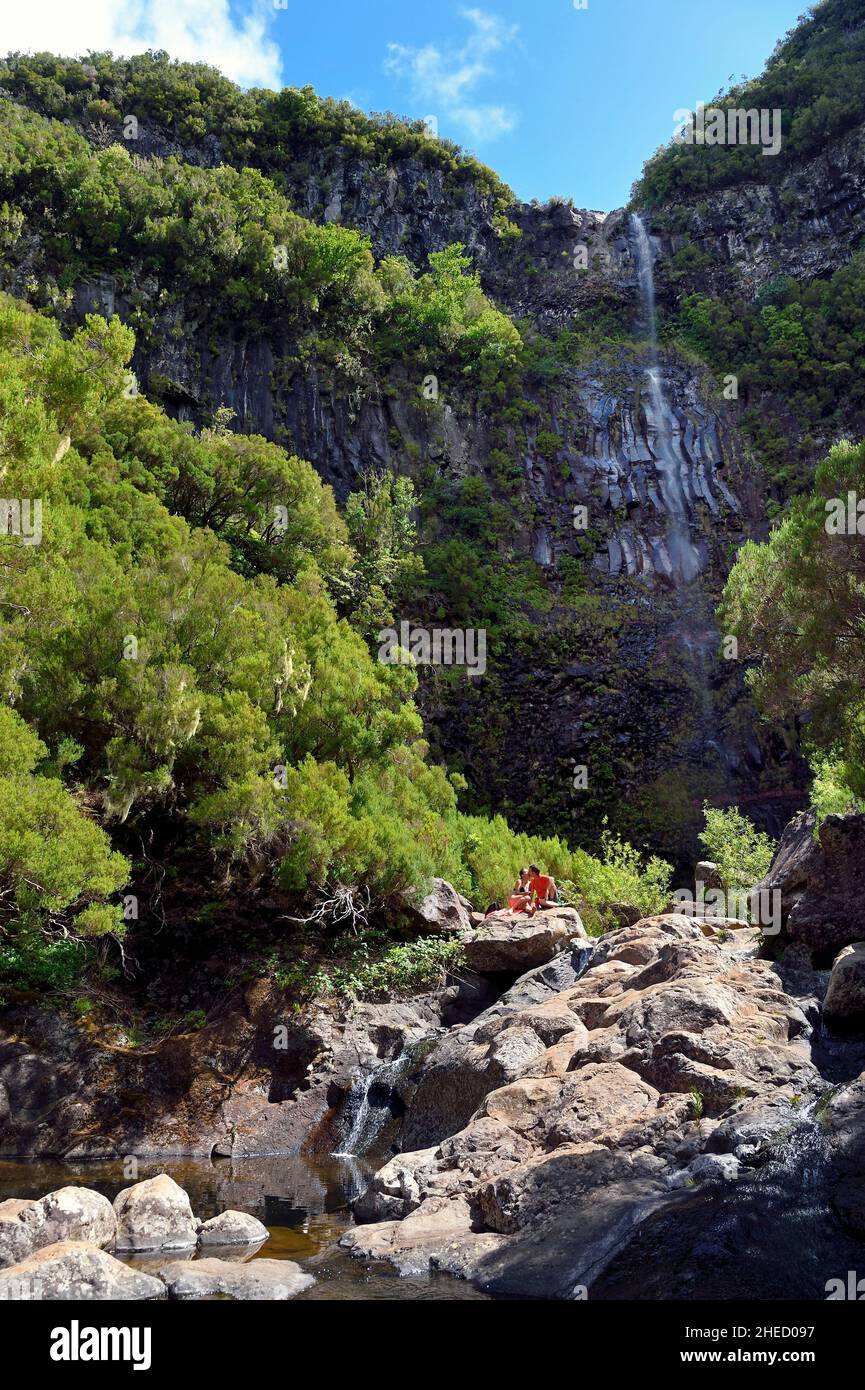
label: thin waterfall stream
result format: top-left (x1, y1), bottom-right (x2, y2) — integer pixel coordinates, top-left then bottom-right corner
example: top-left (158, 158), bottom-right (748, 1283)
top-left (630, 211), bottom-right (730, 790)
top-left (331, 1044), bottom-right (422, 1158)
top-left (630, 212), bottom-right (702, 585)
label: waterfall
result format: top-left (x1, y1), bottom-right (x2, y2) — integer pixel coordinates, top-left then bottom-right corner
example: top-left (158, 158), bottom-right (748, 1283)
top-left (630, 213), bottom-right (732, 789)
top-left (630, 213), bottom-right (702, 584)
top-left (331, 1047), bottom-right (418, 1158)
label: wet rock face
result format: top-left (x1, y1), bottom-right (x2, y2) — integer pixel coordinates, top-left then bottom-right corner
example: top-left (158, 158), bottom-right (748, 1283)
top-left (574, 358), bottom-right (747, 584)
top-left (0, 969), bottom-right (496, 1160)
top-left (827, 1079), bottom-right (865, 1236)
top-left (346, 913), bottom-right (821, 1296)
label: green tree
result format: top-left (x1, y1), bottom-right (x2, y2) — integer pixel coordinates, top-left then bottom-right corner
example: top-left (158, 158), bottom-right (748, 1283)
top-left (344, 472), bottom-right (424, 635)
top-left (721, 438), bottom-right (865, 798)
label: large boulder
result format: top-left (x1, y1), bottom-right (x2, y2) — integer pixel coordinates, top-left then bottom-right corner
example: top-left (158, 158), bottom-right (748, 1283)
top-left (342, 1196), bottom-right (505, 1280)
top-left (0, 1200), bottom-right (35, 1269)
top-left (197, 1210), bottom-right (269, 1247)
top-left (353, 1148), bottom-right (436, 1223)
top-left (351, 912), bottom-right (822, 1296)
top-left (113, 1174), bottom-right (198, 1252)
top-left (751, 810), bottom-right (865, 955)
top-left (403, 878), bottom-right (471, 935)
top-left (695, 861), bottom-right (724, 891)
top-left (826, 1077), bottom-right (865, 1234)
top-left (0, 1187), bottom-right (116, 1269)
top-left (461, 907), bottom-right (587, 973)
top-left (159, 1257), bottom-right (313, 1299)
top-left (400, 941), bottom-right (594, 1151)
top-left (824, 943), bottom-right (865, 1035)
top-left (0, 1241), bottom-right (164, 1300)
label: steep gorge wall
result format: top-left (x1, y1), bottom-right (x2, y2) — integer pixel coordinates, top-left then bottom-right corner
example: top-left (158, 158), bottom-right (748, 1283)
top-left (85, 253), bottom-right (798, 863)
top-left (15, 95), bottom-right (848, 861)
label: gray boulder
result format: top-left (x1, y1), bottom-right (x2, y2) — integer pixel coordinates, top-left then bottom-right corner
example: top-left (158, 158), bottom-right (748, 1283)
top-left (824, 942), bottom-right (865, 1034)
top-left (751, 810), bottom-right (865, 955)
top-left (462, 907), bottom-right (587, 973)
top-left (0, 1200), bottom-right (34, 1269)
top-left (159, 1257), bottom-right (313, 1299)
top-left (114, 1174), bottom-right (197, 1251)
top-left (198, 1210), bottom-right (269, 1247)
top-left (0, 1187), bottom-right (116, 1269)
top-left (0, 1241), bottom-right (164, 1300)
top-left (695, 861), bottom-right (724, 891)
top-left (405, 878), bottom-right (472, 935)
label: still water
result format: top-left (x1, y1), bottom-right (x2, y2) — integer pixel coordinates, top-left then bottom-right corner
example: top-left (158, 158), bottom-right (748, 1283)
top-left (0, 1155), bottom-right (490, 1301)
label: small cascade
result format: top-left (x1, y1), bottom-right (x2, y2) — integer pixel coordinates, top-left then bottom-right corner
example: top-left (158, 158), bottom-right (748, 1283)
top-left (630, 213), bottom-right (702, 585)
top-left (331, 1046), bottom-right (420, 1158)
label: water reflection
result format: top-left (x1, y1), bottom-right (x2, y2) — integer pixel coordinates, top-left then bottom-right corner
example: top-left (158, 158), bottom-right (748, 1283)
top-left (0, 1154), bottom-right (489, 1301)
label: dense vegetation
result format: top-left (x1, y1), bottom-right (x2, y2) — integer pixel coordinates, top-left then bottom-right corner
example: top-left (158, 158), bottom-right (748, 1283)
top-left (0, 95), bottom-right (520, 381)
top-left (0, 50), bottom-right (516, 217)
top-left (634, 0), bottom-right (865, 207)
top-left (721, 438), bottom-right (865, 814)
top-left (698, 804), bottom-right (775, 894)
top-left (670, 253), bottom-right (865, 497)
top-left (0, 292), bottom-right (670, 1001)
top-left (0, 81), bottom-right (608, 661)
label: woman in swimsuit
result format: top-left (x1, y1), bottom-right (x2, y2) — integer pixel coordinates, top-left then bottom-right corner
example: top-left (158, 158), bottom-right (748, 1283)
top-left (509, 867), bottom-right (532, 913)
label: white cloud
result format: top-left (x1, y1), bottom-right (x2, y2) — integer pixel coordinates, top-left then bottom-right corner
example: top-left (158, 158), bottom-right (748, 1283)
top-left (2, 0), bottom-right (283, 90)
top-left (384, 8), bottom-right (518, 144)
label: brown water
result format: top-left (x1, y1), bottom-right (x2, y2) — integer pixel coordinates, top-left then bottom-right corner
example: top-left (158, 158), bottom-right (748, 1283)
top-left (0, 1155), bottom-right (489, 1300)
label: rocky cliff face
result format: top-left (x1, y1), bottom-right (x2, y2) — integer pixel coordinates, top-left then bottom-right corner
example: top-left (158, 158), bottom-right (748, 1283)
top-left (0, 972), bottom-right (494, 1160)
top-left (66, 185), bottom-right (805, 862)
top-left (647, 118), bottom-right (865, 299)
top-left (17, 89), bottom-right (865, 860)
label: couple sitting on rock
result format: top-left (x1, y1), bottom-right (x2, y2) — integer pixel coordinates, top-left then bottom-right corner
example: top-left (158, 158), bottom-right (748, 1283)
top-left (508, 865), bottom-right (558, 916)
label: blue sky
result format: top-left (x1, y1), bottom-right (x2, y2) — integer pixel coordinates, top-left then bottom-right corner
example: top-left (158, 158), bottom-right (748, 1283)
top-left (275, 0), bottom-right (808, 208)
top-left (9, 0), bottom-right (810, 208)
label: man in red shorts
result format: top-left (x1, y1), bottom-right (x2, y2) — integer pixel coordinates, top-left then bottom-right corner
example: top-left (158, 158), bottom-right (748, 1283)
top-left (527, 864), bottom-right (557, 915)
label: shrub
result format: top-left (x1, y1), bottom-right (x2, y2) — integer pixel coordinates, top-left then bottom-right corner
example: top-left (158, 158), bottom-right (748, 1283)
top-left (565, 824), bottom-right (672, 933)
top-left (698, 804), bottom-right (776, 892)
top-left (809, 755), bottom-right (865, 830)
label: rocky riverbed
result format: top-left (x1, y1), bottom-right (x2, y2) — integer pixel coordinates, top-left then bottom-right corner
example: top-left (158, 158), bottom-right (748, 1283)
top-left (2, 815), bottom-right (865, 1300)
